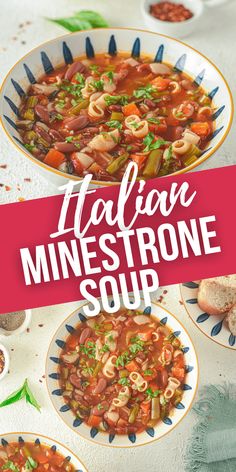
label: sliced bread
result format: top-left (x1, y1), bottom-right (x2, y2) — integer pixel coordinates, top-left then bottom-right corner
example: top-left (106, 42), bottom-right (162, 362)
top-left (226, 304), bottom-right (236, 336)
top-left (198, 275), bottom-right (236, 316)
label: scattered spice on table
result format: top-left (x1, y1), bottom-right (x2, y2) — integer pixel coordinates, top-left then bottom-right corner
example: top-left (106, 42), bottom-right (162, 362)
top-left (150, 2), bottom-right (193, 22)
top-left (0, 165), bottom-right (7, 169)
top-left (0, 311), bottom-right (26, 331)
top-left (0, 350), bottom-right (5, 374)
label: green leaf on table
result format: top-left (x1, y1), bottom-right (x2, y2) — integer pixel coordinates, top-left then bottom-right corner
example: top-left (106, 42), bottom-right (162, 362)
top-left (48, 10), bottom-right (108, 32)
top-left (48, 17), bottom-right (92, 33)
top-left (24, 379), bottom-right (41, 412)
top-left (75, 10), bottom-right (109, 28)
top-left (0, 378), bottom-right (41, 412)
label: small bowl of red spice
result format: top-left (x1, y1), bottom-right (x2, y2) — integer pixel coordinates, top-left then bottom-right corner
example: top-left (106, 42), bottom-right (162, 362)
top-left (142, 0), bottom-right (203, 38)
top-left (0, 343), bottom-right (10, 381)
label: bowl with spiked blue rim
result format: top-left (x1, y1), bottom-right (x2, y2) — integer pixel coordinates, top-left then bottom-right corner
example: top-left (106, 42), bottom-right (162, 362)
top-left (180, 281), bottom-right (236, 349)
top-left (0, 433), bottom-right (88, 472)
top-left (46, 298), bottom-right (198, 447)
top-left (0, 28), bottom-right (233, 187)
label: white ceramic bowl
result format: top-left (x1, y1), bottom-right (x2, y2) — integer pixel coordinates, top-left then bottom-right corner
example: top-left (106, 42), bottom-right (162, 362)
top-left (0, 28), bottom-right (233, 188)
top-left (0, 432), bottom-right (88, 472)
top-left (46, 298), bottom-right (198, 447)
top-left (0, 343), bottom-right (10, 381)
top-left (0, 309), bottom-right (32, 337)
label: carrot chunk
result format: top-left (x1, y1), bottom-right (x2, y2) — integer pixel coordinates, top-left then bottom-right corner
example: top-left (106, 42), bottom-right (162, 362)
top-left (44, 149), bottom-right (65, 169)
top-left (130, 153), bottom-right (147, 170)
top-left (125, 360), bottom-right (139, 372)
top-left (87, 415), bottom-right (102, 427)
top-left (151, 76), bottom-right (170, 91)
top-left (122, 102), bottom-right (141, 116)
top-left (190, 121), bottom-right (211, 137)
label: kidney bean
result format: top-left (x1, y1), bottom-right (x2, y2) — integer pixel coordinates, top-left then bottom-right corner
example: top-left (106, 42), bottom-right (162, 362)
top-left (173, 125), bottom-right (184, 140)
top-left (160, 369), bottom-right (168, 387)
top-left (93, 378), bottom-right (107, 395)
top-left (54, 142), bottom-right (78, 152)
top-left (34, 124), bottom-right (52, 143)
top-left (137, 63), bottom-right (151, 73)
top-left (92, 401), bottom-right (109, 416)
top-left (35, 104), bottom-right (50, 123)
top-left (64, 61), bottom-right (87, 81)
top-left (69, 374), bottom-right (82, 389)
top-left (79, 327), bottom-right (92, 344)
top-left (49, 129), bottom-right (64, 141)
top-left (108, 105), bottom-right (122, 112)
top-left (64, 115), bottom-right (89, 131)
top-left (80, 126), bottom-right (99, 135)
top-left (144, 98), bottom-right (156, 110)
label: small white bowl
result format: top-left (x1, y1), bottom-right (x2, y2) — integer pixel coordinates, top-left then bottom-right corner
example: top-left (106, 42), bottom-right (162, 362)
top-left (0, 309), bottom-right (32, 337)
top-left (141, 0), bottom-right (226, 38)
top-left (0, 343), bottom-right (10, 381)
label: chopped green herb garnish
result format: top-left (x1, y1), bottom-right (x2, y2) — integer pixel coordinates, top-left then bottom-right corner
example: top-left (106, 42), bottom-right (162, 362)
top-left (54, 113), bottom-right (63, 121)
top-left (89, 64), bottom-right (100, 73)
top-left (2, 462), bottom-right (19, 472)
top-left (143, 132), bottom-right (167, 152)
top-left (147, 117), bottom-right (161, 125)
top-left (144, 369), bottom-right (154, 376)
top-left (104, 95), bottom-right (129, 106)
top-left (118, 377), bottom-right (130, 386)
top-left (133, 84), bottom-right (156, 100)
top-left (24, 144), bottom-right (35, 152)
top-left (116, 351), bottom-right (130, 368)
top-left (65, 136), bottom-right (73, 142)
top-left (145, 388), bottom-right (161, 399)
top-left (92, 79), bottom-right (104, 91)
top-left (106, 120), bottom-right (122, 130)
top-left (80, 342), bottom-right (96, 359)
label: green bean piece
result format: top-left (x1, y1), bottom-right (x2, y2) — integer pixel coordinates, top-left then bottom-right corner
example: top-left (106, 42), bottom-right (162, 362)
top-left (93, 361), bottom-right (102, 377)
top-left (65, 381), bottom-right (73, 391)
top-left (106, 153), bottom-right (129, 175)
top-left (24, 130), bottom-right (37, 143)
top-left (151, 397), bottom-right (160, 420)
top-left (128, 404), bottom-right (139, 424)
top-left (143, 149), bottom-right (163, 178)
top-left (70, 400), bottom-right (79, 410)
top-left (182, 154), bottom-right (198, 167)
top-left (110, 111), bottom-right (124, 122)
top-left (62, 367), bottom-right (69, 379)
top-left (160, 404), bottom-right (169, 420)
top-left (68, 99), bottom-right (89, 115)
top-left (23, 109), bottom-right (35, 121)
top-left (26, 96), bottom-right (38, 108)
top-left (119, 369), bottom-right (129, 378)
top-left (37, 137), bottom-right (50, 148)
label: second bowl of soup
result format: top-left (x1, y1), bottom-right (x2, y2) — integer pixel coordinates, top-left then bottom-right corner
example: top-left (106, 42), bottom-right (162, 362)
top-left (0, 28), bottom-right (232, 187)
top-left (46, 298), bottom-right (198, 447)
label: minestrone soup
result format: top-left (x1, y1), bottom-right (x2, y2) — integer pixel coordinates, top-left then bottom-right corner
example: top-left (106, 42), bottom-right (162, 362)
top-left (17, 53), bottom-right (215, 181)
top-left (0, 441), bottom-right (76, 472)
top-left (58, 310), bottom-right (186, 435)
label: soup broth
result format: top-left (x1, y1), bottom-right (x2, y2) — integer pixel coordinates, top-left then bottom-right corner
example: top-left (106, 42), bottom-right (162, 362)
top-left (17, 53), bottom-right (214, 181)
top-left (58, 309), bottom-right (186, 435)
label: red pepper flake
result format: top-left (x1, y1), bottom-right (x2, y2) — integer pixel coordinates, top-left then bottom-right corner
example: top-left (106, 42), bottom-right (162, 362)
top-left (38, 324), bottom-right (44, 328)
top-left (0, 184), bottom-right (4, 187)
top-left (5, 185), bottom-right (11, 191)
top-left (150, 1), bottom-right (193, 22)
top-left (0, 350), bottom-right (5, 374)
top-left (0, 165), bottom-right (7, 169)
top-left (26, 328), bottom-right (30, 333)
top-left (18, 197), bottom-right (25, 202)
top-left (24, 177), bottom-right (31, 182)
top-left (179, 300), bottom-right (184, 305)
top-left (163, 289), bottom-right (168, 294)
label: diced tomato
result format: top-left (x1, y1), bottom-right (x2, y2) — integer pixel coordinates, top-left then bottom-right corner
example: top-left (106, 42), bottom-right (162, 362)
top-left (125, 360), bottom-right (139, 372)
top-left (130, 153), bottom-right (147, 170)
top-left (171, 367), bottom-right (185, 382)
top-left (122, 102), bottom-right (141, 117)
top-left (190, 121), bottom-right (211, 137)
top-left (44, 149), bottom-right (65, 169)
top-left (140, 401), bottom-right (151, 414)
top-left (87, 415), bottom-right (102, 427)
top-left (67, 335), bottom-right (78, 350)
top-left (166, 115), bottom-right (181, 127)
top-left (138, 329), bottom-right (153, 342)
top-left (151, 76), bottom-right (170, 91)
top-left (34, 453), bottom-right (49, 464)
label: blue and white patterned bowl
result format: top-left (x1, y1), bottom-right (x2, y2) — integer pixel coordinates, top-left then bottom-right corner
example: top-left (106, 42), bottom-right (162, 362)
top-left (0, 433), bottom-right (88, 472)
top-left (0, 28), bottom-right (233, 187)
top-left (46, 298), bottom-right (198, 447)
top-left (180, 281), bottom-right (236, 350)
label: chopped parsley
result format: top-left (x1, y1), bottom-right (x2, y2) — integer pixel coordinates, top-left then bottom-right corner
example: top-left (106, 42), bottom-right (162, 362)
top-left (145, 388), bottom-right (161, 399)
top-left (100, 343), bottom-right (110, 353)
top-left (129, 336), bottom-right (145, 355)
top-left (92, 79), bottom-right (104, 91)
top-left (143, 132), bottom-right (167, 152)
top-left (133, 84), bottom-right (156, 100)
top-left (65, 136), bottom-right (73, 142)
top-left (116, 351), bottom-right (130, 368)
top-left (144, 369), bottom-right (154, 376)
top-left (104, 95), bottom-right (129, 106)
top-left (61, 77), bottom-right (85, 98)
top-left (147, 117), bottom-right (161, 125)
top-left (106, 120), bottom-right (122, 130)
top-left (24, 144), bottom-right (35, 152)
top-left (54, 113), bottom-right (63, 121)
top-left (118, 377), bottom-right (130, 386)
top-left (2, 462), bottom-right (19, 472)
top-left (80, 342), bottom-right (96, 359)
top-left (89, 64), bottom-right (100, 73)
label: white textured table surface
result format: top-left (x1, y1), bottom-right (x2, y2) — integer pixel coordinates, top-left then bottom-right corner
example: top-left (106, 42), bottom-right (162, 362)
top-left (0, 1), bottom-right (235, 471)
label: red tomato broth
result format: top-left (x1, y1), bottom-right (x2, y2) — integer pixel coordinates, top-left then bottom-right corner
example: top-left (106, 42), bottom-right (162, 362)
top-left (58, 310), bottom-right (186, 435)
top-left (0, 441), bottom-right (76, 472)
top-left (17, 53), bottom-right (214, 181)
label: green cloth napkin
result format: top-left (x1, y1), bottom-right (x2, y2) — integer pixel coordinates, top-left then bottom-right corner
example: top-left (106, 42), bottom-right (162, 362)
top-left (185, 384), bottom-right (236, 472)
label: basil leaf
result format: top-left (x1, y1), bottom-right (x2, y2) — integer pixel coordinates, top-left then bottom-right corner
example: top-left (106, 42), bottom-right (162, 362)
top-left (24, 379), bottom-right (41, 412)
top-left (0, 385), bottom-right (25, 408)
top-left (75, 10), bottom-right (109, 28)
top-left (48, 17), bottom-right (92, 32)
